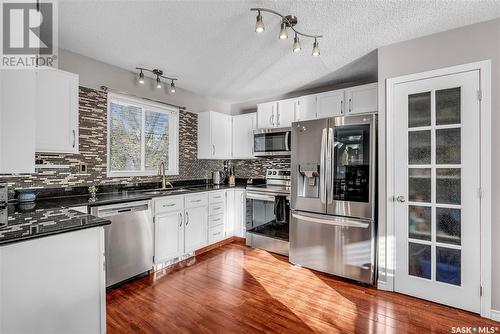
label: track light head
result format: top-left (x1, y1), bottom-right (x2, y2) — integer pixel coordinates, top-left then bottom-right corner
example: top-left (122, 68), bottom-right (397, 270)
top-left (255, 11), bottom-right (264, 33)
top-left (293, 34), bottom-right (301, 53)
top-left (138, 70), bottom-right (145, 84)
top-left (156, 76), bottom-right (162, 89)
top-left (312, 39), bottom-right (320, 57)
top-left (279, 21), bottom-right (288, 40)
top-left (170, 80), bottom-right (176, 93)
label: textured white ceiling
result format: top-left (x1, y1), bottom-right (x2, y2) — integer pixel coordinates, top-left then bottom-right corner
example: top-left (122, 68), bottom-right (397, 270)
top-left (58, 0), bottom-right (500, 104)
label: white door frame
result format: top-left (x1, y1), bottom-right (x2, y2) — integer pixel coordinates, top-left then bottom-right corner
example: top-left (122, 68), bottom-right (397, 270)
top-left (384, 60), bottom-right (492, 318)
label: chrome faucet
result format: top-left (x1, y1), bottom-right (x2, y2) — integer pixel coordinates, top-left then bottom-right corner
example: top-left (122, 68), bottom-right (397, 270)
top-left (158, 161), bottom-right (173, 189)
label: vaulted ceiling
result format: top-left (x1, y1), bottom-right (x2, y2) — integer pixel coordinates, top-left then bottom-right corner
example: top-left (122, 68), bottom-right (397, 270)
top-left (59, 0), bottom-right (500, 104)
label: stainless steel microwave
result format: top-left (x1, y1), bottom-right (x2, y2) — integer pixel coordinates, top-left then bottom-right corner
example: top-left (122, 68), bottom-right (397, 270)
top-left (253, 128), bottom-right (291, 157)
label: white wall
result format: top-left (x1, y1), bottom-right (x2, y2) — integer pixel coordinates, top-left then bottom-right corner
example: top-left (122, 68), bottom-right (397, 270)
top-left (377, 18), bottom-right (500, 309)
top-left (58, 49), bottom-right (231, 114)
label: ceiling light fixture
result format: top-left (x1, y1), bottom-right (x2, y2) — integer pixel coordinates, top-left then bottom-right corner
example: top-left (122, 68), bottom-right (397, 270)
top-left (250, 7), bottom-right (323, 56)
top-left (279, 20), bottom-right (288, 40)
top-left (255, 10), bottom-right (265, 33)
top-left (135, 68), bottom-right (178, 93)
top-left (293, 33), bottom-right (301, 53)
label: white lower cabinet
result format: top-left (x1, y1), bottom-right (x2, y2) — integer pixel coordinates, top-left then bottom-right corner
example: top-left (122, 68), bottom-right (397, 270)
top-left (153, 189), bottom-right (246, 264)
top-left (184, 205), bottom-right (208, 253)
top-left (154, 210), bottom-right (184, 264)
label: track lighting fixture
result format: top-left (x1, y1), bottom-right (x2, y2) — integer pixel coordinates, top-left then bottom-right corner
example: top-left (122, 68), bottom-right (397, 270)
top-left (250, 7), bottom-right (323, 56)
top-left (255, 10), bottom-right (265, 33)
top-left (138, 70), bottom-right (145, 84)
top-left (279, 20), bottom-right (288, 40)
top-left (293, 33), bottom-right (301, 53)
top-left (312, 38), bottom-right (320, 57)
top-left (135, 67), bottom-right (178, 94)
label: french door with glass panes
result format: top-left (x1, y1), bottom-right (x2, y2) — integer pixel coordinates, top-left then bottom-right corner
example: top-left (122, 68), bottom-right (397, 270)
top-left (393, 70), bottom-right (481, 313)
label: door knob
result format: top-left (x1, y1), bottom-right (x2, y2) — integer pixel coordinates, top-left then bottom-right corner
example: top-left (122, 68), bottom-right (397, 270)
top-left (396, 196), bottom-right (406, 203)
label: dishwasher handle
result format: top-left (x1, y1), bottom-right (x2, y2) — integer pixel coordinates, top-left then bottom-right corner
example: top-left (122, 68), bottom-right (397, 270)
top-left (95, 202), bottom-right (150, 218)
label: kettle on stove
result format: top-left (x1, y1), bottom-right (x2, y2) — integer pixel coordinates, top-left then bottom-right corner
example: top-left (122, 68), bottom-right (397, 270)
top-left (212, 171), bottom-right (225, 185)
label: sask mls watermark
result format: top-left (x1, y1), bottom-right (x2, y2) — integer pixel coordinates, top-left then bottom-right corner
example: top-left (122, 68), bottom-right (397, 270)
top-left (1, 0), bottom-right (58, 68)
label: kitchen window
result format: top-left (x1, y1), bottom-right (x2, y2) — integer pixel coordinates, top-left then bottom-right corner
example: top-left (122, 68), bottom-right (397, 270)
top-left (107, 93), bottom-right (179, 177)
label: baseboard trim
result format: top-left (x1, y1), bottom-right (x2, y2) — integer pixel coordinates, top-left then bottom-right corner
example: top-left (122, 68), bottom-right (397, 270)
top-left (195, 236), bottom-right (237, 256)
top-left (491, 309), bottom-right (500, 322)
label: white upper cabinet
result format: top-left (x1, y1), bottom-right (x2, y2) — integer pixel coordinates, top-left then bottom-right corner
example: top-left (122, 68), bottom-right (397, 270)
top-left (232, 113), bottom-right (256, 159)
top-left (0, 70), bottom-right (37, 174)
top-left (316, 90), bottom-right (344, 118)
top-left (344, 83), bottom-right (378, 115)
top-left (276, 98), bottom-right (297, 127)
top-left (198, 111), bottom-right (232, 159)
top-left (256, 101), bottom-right (277, 128)
top-left (36, 69), bottom-right (79, 153)
top-left (297, 95), bottom-right (317, 121)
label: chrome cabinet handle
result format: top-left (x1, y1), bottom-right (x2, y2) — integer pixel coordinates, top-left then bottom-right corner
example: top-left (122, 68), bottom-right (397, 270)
top-left (179, 212), bottom-right (183, 227)
top-left (340, 100), bottom-right (344, 114)
top-left (349, 98), bottom-right (352, 113)
top-left (270, 113), bottom-right (274, 127)
top-left (396, 196), bottom-right (406, 203)
top-left (276, 108), bottom-right (280, 126)
top-left (163, 203), bottom-right (175, 208)
top-left (72, 130), bottom-right (76, 148)
top-left (212, 144), bottom-right (215, 156)
top-left (185, 212), bottom-right (189, 225)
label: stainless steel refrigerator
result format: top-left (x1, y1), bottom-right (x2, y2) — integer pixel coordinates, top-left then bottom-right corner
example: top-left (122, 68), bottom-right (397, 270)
top-left (290, 114), bottom-right (376, 284)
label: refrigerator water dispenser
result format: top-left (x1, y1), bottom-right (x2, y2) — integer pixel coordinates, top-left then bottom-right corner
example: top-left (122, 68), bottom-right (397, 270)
top-left (298, 163), bottom-right (320, 198)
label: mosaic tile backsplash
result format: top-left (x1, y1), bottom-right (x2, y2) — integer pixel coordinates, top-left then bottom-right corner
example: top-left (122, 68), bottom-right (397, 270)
top-left (0, 86), bottom-right (289, 192)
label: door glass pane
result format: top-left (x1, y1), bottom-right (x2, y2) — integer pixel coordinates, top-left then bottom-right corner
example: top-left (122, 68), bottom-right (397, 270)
top-left (408, 130), bottom-right (431, 164)
top-left (333, 124), bottom-right (370, 202)
top-left (436, 168), bottom-right (461, 205)
top-left (409, 242), bottom-right (431, 279)
top-left (436, 87), bottom-right (461, 125)
top-left (436, 208), bottom-right (461, 245)
top-left (436, 128), bottom-right (461, 164)
top-left (145, 111), bottom-right (170, 171)
top-left (436, 247), bottom-right (461, 286)
top-left (408, 168), bottom-right (431, 203)
top-left (408, 92), bottom-right (431, 127)
top-left (409, 206), bottom-right (431, 241)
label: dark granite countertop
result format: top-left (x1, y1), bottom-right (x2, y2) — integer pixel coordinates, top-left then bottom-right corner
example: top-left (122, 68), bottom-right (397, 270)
top-left (0, 205), bottom-right (110, 246)
top-left (0, 182), bottom-right (253, 246)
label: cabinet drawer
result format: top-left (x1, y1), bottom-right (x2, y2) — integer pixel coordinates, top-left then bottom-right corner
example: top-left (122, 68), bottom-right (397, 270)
top-left (185, 193), bottom-right (208, 208)
top-left (209, 202), bottom-right (225, 216)
top-left (209, 191), bottom-right (225, 204)
top-left (208, 214), bottom-right (224, 228)
top-left (208, 224), bottom-right (225, 244)
top-left (154, 196), bottom-right (184, 214)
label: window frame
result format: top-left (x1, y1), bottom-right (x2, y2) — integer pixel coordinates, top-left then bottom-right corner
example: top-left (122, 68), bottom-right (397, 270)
top-left (106, 92), bottom-right (179, 177)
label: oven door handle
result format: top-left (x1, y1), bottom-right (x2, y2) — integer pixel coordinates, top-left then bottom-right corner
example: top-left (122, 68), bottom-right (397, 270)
top-left (246, 193), bottom-right (277, 202)
top-left (292, 211), bottom-right (370, 228)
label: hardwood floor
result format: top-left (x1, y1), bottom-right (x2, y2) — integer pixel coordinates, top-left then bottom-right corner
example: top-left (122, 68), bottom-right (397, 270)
top-left (107, 241), bottom-right (499, 334)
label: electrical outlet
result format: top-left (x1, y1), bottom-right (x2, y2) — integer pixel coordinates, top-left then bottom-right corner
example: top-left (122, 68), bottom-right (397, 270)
top-left (79, 163), bottom-right (88, 173)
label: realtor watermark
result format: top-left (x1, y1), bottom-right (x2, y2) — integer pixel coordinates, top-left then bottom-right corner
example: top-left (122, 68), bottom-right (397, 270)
top-left (1, 0), bottom-right (58, 68)
top-left (451, 326), bottom-right (499, 333)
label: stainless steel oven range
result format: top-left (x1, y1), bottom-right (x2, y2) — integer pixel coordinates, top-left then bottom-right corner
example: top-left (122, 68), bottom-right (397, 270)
top-left (290, 114), bottom-right (377, 284)
top-left (245, 169), bottom-right (290, 256)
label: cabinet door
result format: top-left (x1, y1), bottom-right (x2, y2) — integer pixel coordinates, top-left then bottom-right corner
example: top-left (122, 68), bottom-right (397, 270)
top-left (154, 210), bottom-right (184, 263)
top-left (184, 206), bottom-right (208, 253)
top-left (257, 101), bottom-right (277, 128)
top-left (225, 190), bottom-right (235, 237)
top-left (345, 83), bottom-right (378, 114)
top-left (233, 190), bottom-right (246, 238)
top-left (0, 70), bottom-right (36, 173)
top-left (36, 69), bottom-right (79, 153)
top-left (277, 98), bottom-right (297, 127)
top-left (297, 95), bottom-right (317, 121)
top-left (232, 113), bottom-right (256, 159)
top-left (197, 112), bottom-right (211, 159)
top-left (316, 90), bottom-right (344, 118)
top-left (210, 112), bottom-right (231, 159)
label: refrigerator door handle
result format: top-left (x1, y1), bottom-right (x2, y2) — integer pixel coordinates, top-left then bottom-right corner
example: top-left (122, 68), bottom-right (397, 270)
top-left (292, 211), bottom-right (371, 228)
top-left (319, 128), bottom-right (327, 204)
top-left (326, 127), bottom-right (334, 204)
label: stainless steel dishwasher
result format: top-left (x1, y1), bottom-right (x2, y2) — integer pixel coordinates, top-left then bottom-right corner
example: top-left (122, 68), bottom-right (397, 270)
top-left (91, 201), bottom-right (153, 287)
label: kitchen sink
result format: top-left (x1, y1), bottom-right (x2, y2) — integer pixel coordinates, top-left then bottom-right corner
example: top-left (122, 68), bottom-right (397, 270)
top-left (141, 188), bottom-right (187, 195)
